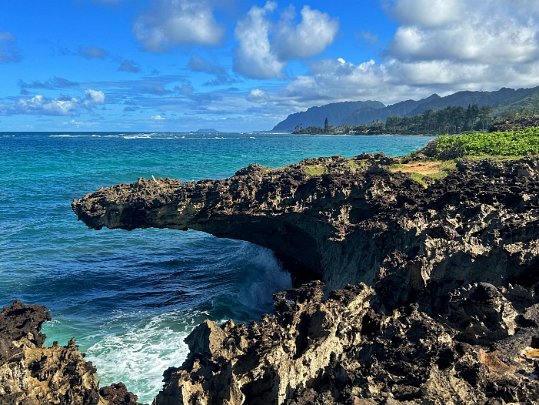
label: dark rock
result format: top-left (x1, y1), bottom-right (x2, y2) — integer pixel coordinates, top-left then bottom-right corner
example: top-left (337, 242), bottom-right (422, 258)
top-left (70, 155), bottom-right (539, 404)
top-left (0, 301), bottom-right (141, 405)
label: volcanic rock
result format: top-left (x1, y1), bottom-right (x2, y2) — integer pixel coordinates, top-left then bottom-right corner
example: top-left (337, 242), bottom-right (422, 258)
top-left (70, 154), bottom-right (539, 404)
top-left (0, 301), bottom-right (141, 405)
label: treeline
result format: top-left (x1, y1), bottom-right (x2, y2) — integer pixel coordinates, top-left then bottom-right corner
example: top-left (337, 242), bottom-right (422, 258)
top-left (292, 104), bottom-right (495, 135)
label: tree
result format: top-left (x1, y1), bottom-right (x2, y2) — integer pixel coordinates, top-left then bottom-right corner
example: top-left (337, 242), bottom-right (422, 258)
top-left (324, 117), bottom-right (329, 133)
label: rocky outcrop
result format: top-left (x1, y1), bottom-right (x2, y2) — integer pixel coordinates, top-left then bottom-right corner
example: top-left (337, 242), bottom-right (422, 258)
top-left (155, 280), bottom-right (539, 404)
top-left (73, 155), bottom-right (539, 300)
top-left (0, 301), bottom-right (140, 405)
top-left (71, 154), bottom-right (539, 404)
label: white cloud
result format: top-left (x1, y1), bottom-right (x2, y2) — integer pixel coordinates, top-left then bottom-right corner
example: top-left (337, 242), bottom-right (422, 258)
top-left (247, 88), bottom-right (269, 102)
top-left (151, 114), bottom-right (166, 120)
top-left (274, 5), bottom-right (338, 60)
top-left (0, 89), bottom-right (106, 116)
top-left (234, 2), bottom-right (338, 79)
top-left (387, 0), bottom-right (463, 27)
top-left (387, 0), bottom-right (539, 64)
top-left (134, 0), bottom-right (224, 51)
top-left (0, 32), bottom-right (21, 63)
top-left (245, 1), bottom-right (539, 109)
top-left (85, 89), bottom-right (106, 104)
top-left (234, 2), bottom-right (283, 79)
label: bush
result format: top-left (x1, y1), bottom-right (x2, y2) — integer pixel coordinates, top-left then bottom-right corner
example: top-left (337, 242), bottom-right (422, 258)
top-left (434, 127), bottom-right (539, 157)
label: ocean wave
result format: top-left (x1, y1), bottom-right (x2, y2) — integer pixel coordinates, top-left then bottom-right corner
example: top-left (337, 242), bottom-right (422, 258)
top-left (86, 309), bottom-right (209, 403)
top-left (122, 133), bottom-right (156, 140)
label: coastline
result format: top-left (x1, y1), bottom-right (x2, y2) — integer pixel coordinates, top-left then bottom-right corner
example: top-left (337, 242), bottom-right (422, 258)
top-left (2, 151), bottom-right (539, 404)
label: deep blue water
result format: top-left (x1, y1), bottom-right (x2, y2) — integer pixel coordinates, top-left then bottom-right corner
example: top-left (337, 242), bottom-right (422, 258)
top-left (0, 131), bottom-right (432, 402)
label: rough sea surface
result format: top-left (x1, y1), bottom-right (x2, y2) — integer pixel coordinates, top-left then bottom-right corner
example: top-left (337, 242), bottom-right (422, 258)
top-left (0, 132), bottom-right (432, 402)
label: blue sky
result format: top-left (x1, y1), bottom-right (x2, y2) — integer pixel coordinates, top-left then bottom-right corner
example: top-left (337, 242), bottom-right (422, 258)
top-left (1, 0), bottom-right (538, 132)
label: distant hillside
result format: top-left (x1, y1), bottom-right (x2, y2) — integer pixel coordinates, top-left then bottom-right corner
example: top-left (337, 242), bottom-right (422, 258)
top-left (273, 86), bottom-right (539, 131)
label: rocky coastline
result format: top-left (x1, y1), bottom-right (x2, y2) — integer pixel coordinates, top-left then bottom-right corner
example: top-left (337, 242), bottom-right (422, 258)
top-left (2, 154), bottom-right (538, 403)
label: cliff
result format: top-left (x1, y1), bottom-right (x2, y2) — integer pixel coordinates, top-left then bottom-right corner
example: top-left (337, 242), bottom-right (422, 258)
top-left (67, 154), bottom-right (539, 403)
top-left (0, 301), bottom-right (141, 405)
top-left (73, 155), bottom-right (538, 300)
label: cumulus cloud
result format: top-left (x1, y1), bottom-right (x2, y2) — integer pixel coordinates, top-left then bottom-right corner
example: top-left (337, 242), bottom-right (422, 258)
top-left (0, 32), bottom-right (21, 63)
top-left (134, 0), bottom-right (224, 51)
top-left (234, 2), bottom-right (283, 79)
top-left (248, 1), bottom-right (539, 109)
top-left (234, 2), bottom-right (338, 79)
top-left (118, 59), bottom-right (140, 73)
top-left (85, 89), bottom-right (106, 104)
top-left (274, 5), bottom-right (338, 60)
top-left (386, 0), bottom-right (463, 28)
top-left (78, 46), bottom-right (109, 59)
top-left (151, 114), bottom-right (166, 120)
top-left (387, 0), bottom-right (539, 64)
top-left (0, 89), bottom-right (106, 116)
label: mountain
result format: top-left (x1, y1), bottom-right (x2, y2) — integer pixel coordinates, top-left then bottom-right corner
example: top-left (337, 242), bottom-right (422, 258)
top-left (272, 100), bottom-right (384, 131)
top-left (272, 86), bottom-right (539, 131)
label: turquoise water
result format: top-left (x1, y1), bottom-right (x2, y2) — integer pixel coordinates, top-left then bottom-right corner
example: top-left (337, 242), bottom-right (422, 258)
top-left (0, 132), bottom-right (432, 402)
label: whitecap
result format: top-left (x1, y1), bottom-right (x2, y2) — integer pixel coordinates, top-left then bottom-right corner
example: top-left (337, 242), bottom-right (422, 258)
top-left (86, 309), bottom-right (209, 403)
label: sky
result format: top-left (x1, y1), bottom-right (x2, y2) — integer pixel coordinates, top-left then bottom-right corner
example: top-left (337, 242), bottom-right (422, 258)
top-left (1, 0), bottom-right (538, 132)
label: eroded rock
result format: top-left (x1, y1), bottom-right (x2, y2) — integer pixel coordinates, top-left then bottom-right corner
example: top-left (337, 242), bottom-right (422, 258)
top-left (69, 154), bottom-right (539, 404)
top-left (155, 282), bottom-right (539, 405)
top-left (0, 301), bottom-right (141, 405)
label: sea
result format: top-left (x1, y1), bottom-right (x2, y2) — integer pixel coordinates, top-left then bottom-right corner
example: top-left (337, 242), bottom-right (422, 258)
top-left (0, 131), bottom-right (432, 403)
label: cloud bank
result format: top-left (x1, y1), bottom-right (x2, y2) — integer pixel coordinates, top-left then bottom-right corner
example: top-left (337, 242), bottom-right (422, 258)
top-left (270, 0), bottom-right (539, 107)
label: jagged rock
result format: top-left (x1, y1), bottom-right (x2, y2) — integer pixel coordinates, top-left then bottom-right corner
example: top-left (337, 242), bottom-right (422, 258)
top-left (445, 283), bottom-right (518, 343)
top-left (73, 155), bottom-right (539, 301)
top-left (155, 282), bottom-right (374, 405)
top-left (71, 155), bottom-right (539, 404)
top-left (155, 282), bottom-right (539, 405)
top-left (0, 301), bottom-right (141, 405)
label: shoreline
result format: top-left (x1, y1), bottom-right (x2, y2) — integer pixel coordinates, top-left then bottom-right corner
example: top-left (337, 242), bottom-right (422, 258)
top-left (2, 152), bottom-right (539, 404)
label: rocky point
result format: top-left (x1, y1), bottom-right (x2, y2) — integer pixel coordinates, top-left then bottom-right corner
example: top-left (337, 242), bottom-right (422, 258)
top-left (4, 153), bottom-right (539, 404)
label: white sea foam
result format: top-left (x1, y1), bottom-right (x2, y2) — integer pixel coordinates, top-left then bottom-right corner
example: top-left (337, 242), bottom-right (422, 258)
top-left (122, 133), bottom-right (154, 139)
top-left (86, 309), bottom-right (208, 403)
top-left (235, 245), bottom-right (292, 314)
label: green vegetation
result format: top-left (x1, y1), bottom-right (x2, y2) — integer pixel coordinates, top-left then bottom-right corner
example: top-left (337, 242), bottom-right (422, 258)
top-left (303, 164), bottom-right (325, 176)
top-left (389, 160), bottom-right (457, 187)
top-left (293, 104), bottom-right (494, 135)
top-left (434, 127), bottom-right (539, 157)
top-left (346, 160), bottom-right (368, 170)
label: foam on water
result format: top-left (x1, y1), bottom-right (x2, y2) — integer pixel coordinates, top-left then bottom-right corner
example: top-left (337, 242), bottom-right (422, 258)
top-left (75, 245), bottom-right (290, 403)
top-left (85, 310), bottom-right (205, 402)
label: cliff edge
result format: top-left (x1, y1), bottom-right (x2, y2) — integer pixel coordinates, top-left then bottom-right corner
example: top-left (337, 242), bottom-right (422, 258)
top-left (73, 155), bottom-right (538, 304)
top-left (69, 154), bottom-right (539, 403)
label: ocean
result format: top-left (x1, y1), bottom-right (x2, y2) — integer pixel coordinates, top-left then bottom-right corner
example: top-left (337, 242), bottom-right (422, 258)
top-left (0, 131), bottom-right (432, 402)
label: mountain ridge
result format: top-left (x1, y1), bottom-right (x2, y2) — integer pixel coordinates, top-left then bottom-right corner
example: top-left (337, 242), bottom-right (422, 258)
top-left (273, 86), bottom-right (539, 131)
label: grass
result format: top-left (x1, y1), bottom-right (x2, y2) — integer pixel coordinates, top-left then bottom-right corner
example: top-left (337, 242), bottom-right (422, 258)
top-left (303, 164), bottom-right (325, 176)
top-left (346, 160), bottom-right (368, 170)
top-left (390, 160), bottom-right (457, 187)
top-left (434, 126), bottom-right (539, 158)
